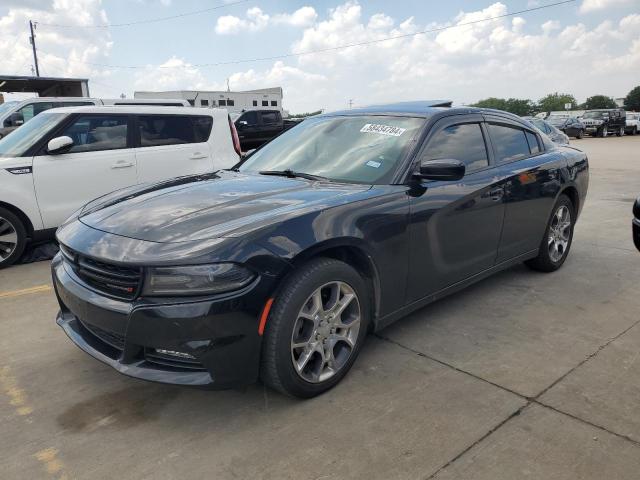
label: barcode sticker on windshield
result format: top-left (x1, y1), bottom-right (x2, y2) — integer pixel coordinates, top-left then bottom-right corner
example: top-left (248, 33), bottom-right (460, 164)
top-left (360, 124), bottom-right (406, 137)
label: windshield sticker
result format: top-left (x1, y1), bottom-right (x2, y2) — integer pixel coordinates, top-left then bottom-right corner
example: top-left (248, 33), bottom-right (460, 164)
top-left (360, 124), bottom-right (406, 137)
top-left (366, 160), bottom-right (382, 168)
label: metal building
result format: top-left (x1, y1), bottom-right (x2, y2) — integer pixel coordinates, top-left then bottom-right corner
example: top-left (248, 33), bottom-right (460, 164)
top-left (0, 75), bottom-right (90, 97)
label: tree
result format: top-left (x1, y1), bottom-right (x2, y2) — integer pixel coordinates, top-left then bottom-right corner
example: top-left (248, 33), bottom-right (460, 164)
top-left (624, 86), bottom-right (640, 111)
top-left (582, 95), bottom-right (617, 110)
top-left (471, 97), bottom-right (535, 116)
top-left (288, 110), bottom-right (323, 118)
top-left (536, 92), bottom-right (578, 113)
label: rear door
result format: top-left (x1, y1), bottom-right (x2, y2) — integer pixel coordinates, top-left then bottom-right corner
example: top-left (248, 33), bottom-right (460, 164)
top-left (134, 114), bottom-right (214, 184)
top-left (33, 113), bottom-right (137, 228)
top-left (486, 116), bottom-right (565, 262)
top-left (406, 114), bottom-right (506, 302)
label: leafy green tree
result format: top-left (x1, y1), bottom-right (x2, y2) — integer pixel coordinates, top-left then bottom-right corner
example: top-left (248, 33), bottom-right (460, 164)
top-left (472, 97), bottom-right (535, 116)
top-left (582, 95), bottom-right (617, 110)
top-left (537, 93), bottom-right (577, 112)
top-left (288, 110), bottom-right (323, 118)
top-left (624, 86), bottom-right (640, 111)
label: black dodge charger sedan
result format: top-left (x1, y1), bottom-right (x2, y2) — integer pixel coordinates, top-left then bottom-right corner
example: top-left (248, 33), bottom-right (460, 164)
top-left (53, 102), bottom-right (589, 398)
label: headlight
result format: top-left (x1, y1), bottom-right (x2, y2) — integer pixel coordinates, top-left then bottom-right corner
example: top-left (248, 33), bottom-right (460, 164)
top-left (142, 264), bottom-right (255, 296)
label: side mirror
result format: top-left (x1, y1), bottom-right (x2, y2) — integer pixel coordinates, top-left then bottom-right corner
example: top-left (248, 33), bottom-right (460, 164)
top-left (415, 159), bottom-right (466, 181)
top-left (47, 136), bottom-right (74, 155)
top-left (8, 112), bottom-right (24, 127)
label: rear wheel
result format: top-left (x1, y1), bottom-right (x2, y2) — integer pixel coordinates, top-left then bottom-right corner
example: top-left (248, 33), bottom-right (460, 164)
top-left (617, 126), bottom-right (624, 137)
top-left (525, 195), bottom-right (574, 272)
top-left (576, 129), bottom-right (583, 139)
top-left (260, 258), bottom-right (370, 398)
top-left (0, 208), bottom-right (27, 269)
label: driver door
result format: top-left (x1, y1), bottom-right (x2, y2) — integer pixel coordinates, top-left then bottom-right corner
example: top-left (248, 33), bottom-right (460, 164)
top-left (406, 114), bottom-right (506, 303)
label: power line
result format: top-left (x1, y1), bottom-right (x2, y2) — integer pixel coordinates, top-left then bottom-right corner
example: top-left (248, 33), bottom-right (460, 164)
top-left (39, 0), bottom-right (577, 70)
top-left (36, 0), bottom-right (249, 28)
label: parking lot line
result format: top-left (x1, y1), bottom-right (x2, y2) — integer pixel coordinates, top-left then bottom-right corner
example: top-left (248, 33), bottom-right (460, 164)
top-left (0, 285), bottom-right (52, 299)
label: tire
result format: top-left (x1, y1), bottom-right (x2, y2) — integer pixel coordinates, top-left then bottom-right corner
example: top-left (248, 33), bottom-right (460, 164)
top-left (600, 127), bottom-right (608, 138)
top-left (260, 257), bottom-right (370, 398)
top-left (617, 127), bottom-right (624, 137)
top-left (0, 207), bottom-right (27, 269)
top-left (634, 127), bottom-right (638, 136)
top-left (576, 129), bottom-right (583, 139)
top-left (525, 195), bottom-right (575, 273)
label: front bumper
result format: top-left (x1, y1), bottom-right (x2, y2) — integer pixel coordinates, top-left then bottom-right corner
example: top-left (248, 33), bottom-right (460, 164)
top-left (52, 254), bottom-right (266, 388)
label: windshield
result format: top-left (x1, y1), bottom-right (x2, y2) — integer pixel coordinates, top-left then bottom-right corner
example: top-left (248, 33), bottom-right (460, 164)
top-left (0, 101), bottom-right (19, 116)
top-left (0, 112), bottom-right (66, 157)
top-left (583, 111), bottom-right (608, 119)
top-left (239, 115), bottom-right (424, 184)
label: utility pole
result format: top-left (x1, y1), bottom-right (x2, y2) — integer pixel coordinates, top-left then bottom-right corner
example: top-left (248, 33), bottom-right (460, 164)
top-left (29, 20), bottom-right (40, 77)
top-left (348, 99), bottom-right (354, 109)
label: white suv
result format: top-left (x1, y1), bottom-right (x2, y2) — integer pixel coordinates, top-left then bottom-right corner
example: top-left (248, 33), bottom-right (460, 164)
top-left (0, 106), bottom-right (241, 268)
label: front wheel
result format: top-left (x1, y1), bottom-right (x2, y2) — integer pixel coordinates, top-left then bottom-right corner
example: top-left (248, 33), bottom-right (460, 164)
top-left (260, 258), bottom-right (370, 398)
top-left (617, 127), bottom-right (624, 137)
top-left (576, 129), bottom-right (583, 139)
top-left (525, 195), bottom-right (574, 272)
top-left (0, 207), bottom-right (27, 269)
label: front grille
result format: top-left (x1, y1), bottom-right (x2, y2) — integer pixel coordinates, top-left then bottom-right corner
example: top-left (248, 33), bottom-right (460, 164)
top-left (61, 245), bottom-right (142, 300)
top-left (82, 321), bottom-right (125, 350)
top-left (144, 348), bottom-right (206, 371)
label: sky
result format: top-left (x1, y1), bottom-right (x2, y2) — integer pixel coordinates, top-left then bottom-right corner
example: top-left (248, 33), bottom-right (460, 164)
top-left (0, 0), bottom-right (638, 113)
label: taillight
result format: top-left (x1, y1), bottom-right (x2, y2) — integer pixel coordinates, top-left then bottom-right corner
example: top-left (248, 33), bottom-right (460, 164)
top-left (228, 115), bottom-right (242, 156)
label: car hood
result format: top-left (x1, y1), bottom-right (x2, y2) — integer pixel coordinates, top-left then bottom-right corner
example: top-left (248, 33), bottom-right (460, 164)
top-left (78, 170), bottom-right (372, 243)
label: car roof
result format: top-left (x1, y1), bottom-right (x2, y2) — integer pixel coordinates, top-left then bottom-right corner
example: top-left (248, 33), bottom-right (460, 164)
top-left (16, 97), bottom-right (99, 104)
top-left (41, 105), bottom-right (224, 115)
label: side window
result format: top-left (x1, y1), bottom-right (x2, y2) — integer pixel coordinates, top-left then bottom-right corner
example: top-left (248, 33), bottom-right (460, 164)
top-left (271, 100), bottom-right (277, 107)
top-left (200, 99), bottom-right (209, 107)
top-left (218, 100), bottom-right (227, 106)
top-left (60, 115), bottom-right (128, 153)
top-left (239, 111), bottom-right (258, 125)
top-left (488, 124), bottom-right (531, 164)
top-left (262, 100), bottom-right (268, 107)
top-left (138, 115), bottom-right (212, 147)
top-left (423, 123), bottom-right (488, 173)
top-left (252, 100), bottom-right (258, 107)
top-left (261, 111), bottom-right (279, 124)
top-left (525, 131), bottom-right (541, 154)
top-left (17, 103), bottom-right (55, 122)
top-left (227, 99), bottom-right (235, 106)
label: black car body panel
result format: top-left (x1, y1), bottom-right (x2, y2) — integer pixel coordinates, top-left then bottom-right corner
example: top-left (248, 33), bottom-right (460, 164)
top-left (54, 103), bottom-right (589, 388)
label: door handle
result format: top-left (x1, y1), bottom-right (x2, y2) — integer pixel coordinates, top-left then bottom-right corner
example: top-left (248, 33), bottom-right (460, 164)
top-left (189, 153), bottom-right (208, 160)
top-left (111, 161), bottom-right (134, 169)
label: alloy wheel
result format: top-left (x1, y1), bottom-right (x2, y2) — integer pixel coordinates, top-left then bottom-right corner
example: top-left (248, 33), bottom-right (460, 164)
top-left (0, 216), bottom-right (18, 261)
top-left (548, 205), bottom-right (571, 263)
top-left (290, 281), bottom-right (361, 383)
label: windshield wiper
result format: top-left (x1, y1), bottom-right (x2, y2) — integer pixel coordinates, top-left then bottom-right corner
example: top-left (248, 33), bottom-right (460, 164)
top-left (259, 169), bottom-right (329, 182)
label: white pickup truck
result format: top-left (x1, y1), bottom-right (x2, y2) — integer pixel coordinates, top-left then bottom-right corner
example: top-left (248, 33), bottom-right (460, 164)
top-left (0, 106), bottom-right (241, 268)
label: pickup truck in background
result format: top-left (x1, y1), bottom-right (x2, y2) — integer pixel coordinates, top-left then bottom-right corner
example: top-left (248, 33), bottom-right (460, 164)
top-left (233, 109), bottom-right (300, 151)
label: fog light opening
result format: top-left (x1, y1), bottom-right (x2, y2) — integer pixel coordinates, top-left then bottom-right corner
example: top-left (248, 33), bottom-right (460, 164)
top-left (154, 348), bottom-right (196, 360)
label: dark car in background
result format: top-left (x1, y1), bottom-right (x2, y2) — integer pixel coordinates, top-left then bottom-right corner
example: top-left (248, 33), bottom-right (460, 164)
top-left (53, 102), bottom-right (589, 398)
top-left (233, 109), bottom-right (299, 151)
top-left (523, 116), bottom-right (570, 145)
top-left (547, 115), bottom-right (585, 139)
top-left (581, 108), bottom-right (626, 137)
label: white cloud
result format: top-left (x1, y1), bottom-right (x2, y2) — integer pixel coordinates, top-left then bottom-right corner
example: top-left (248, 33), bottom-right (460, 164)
top-left (215, 6), bottom-right (317, 35)
top-left (274, 7), bottom-right (318, 27)
top-left (215, 7), bottom-right (269, 34)
top-left (580, 0), bottom-right (634, 13)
